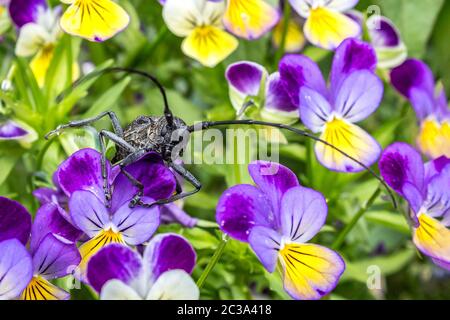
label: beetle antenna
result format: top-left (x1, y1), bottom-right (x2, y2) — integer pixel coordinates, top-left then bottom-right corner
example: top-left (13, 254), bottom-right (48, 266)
top-left (187, 119), bottom-right (397, 209)
top-left (56, 67), bottom-right (174, 126)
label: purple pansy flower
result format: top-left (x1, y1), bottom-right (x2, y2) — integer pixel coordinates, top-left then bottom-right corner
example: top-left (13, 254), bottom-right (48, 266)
top-left (87, 234), bottom-right (198, 300)
top-left (34, 148), bottom-right (197, 229)
top-left (216, 161), bottom-right (345, 300)
top-left (0, 197), bottom-right (81, 300)
top-left (226, 61), bottom-right (298, 125)
top-left (379, 143), bottom-right (450, 270)
top-left (10, 0), bottom-right (66, 86)
top-left (391, 59), bottom-right (450, 159)
top-left (347, 12), bottom-right (407, 69)
top-left (55, 148), bottom-right (177, 280)
top-left (279, 38), bottom-right (383, 172)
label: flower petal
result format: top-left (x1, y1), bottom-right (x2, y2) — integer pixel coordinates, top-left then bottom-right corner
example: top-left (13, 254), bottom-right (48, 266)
top-left (424, 156), bottom-right (450, 182)
top-left (100, 279), bottom-right (142, 300)
top-left (8, 0), bottom-right (46, 27)
top-left (422, 165), bottom-right (450, 218)
top-left (181, 25), bottom-right (238, 68)
top-left (279, 243), bottom-right (345, 300)
top-left (21, 276), bottom-right (69, 300)
top-left (265, 72), bottom-right (298, 114)
top-left (333, 70), bottom-right (383, 123)
top-left (325, 0), bottom-right (359, 12)
top-left (216, 184), bottom-right (274, 242)
top-left (162, 0), bottom-right (225, 37)
top-left (413, 214), bottom-right (450, 267)
top-left (226, 61), bottom-right (267, 111)
top-left (143, 233), bottom-right (196, 281)
top-left (315, 118), bottom-right (381, 173)
top-left (160, 203), bottom-right (198, 228)
top-left (330, 38), bottom-right (377, 93)
top-left (57, 148), bottom-right (111, 202)
top-left (30, 46), bottom-right (54, 86)
top-left (87, 244), bottom-right (142, 293)
top-left (299, 87), bottom-right (332, 133)
top-left (367, 15), bottom-right (401, 48)
top-left (14, 23), bottom-right (48, 57)
top-left (303, 7), bottom-right (361, 50)
top-left (111, 152), bottom-right (177, 212)
top-left (0, 120), bottom-right (30, 140)
top-left (32, 233), bottom-right (81, 279)
top-left (279, 54), bottom-right (327, 107)
top-left (77, 230), bottom-right (125, 281)
top-left (416, 118), bottom-right (447, 159)
top-left (30, 203), bottom-right (82, 253)
top-left (146, 270), bottom-right (199, 300)
top-left (272, 18), bottom-right (306, 53)
top-left (223, 0), bottom-right (280, 40)
top-left (0, 196), bottom-right (31, 245)
top-left (248, 226), bottom-right (281, 273)
top-left (69, 190), bottom-right (109, 237)
top-left (390, 59), bottom-right (436, 120)
top-left (60, 0), bottom-right (130, 42)
top-left (379, 142), bottom-right (425, 213)
top-left (111, 197), bottom-right (160, 246)
top-left (248, 161), bottom-right (300, 221)
top-left (280, 186), bottom-right (327, 243)
top-left (0, 239), bottom-right (33, 300)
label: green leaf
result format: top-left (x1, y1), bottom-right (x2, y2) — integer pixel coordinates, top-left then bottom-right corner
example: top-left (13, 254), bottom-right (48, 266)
top-left (365, 211), bottom-right (411, 235)
top-left (180, 228), bottom-right (219, 250)
top-left (375, 0), bottom-right (445, 57)
top-left (341, 249), bottom-right (415, 283)
top-left (14, 58), bottom-right (45, 113)
top-left (84, 76), bottom-right (131, 118)
top-left (0, 149), bottom-right (23, 185)
top-left (264, 270), bottom-right (292, 300)
top-left (54, 60), bottom-right (114, 124)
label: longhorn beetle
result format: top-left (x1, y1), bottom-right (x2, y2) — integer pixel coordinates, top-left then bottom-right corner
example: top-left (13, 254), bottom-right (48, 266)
top-left (46, 67), bottom-right (396, 209)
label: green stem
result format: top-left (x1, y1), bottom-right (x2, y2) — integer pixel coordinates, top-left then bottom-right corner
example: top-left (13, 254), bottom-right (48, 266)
top-left (196, 131), bottom-right (243, 289)
top-left (196, 234), bottom-right (228, 289)
top-left (274, 4), bottom-right (291, 67)
top-left (332, 187), bottom-right (381, 250)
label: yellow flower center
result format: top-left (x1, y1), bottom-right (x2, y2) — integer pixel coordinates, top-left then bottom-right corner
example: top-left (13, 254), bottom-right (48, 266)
top-left (77, 228), bottom-right (125, 279)
top-left (417, 118), bottom-right (450, 158)
top-left (21, 276), bottom-right (67, 300)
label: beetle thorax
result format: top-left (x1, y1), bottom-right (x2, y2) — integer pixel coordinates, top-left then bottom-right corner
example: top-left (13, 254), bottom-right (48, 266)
top-left (114, 115), bottom-right (188, 162)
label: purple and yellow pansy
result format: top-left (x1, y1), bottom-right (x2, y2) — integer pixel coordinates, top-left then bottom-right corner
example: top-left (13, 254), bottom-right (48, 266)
top-left (379, 143), bottom-right (450, 270)
top-left (162, 0), bottom-right (238, 68)
top-left (280, 38), bottom-right (383, 172)
top-left (9, 0), bottom-right (79, 86)
top-left (0, 197), bottom-right (81, 300)
top-left (54, 148), bottom-right (177, 279)
top-left (216, 161), bottom-right (345, 300)
top-left (60, 0), bottom-right (129, 42)
top-left (288, 0), bottom-right (360, 50)
top-left (87, 234), bottom-right (198, 300)
top-left (391, 59), bottom-right (450, 159)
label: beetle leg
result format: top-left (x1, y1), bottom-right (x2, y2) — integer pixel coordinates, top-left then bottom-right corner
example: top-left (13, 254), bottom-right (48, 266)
top-left (137, 162), bottom-right (201, 208)
top-left (45, 111), bottom-right (123, 139)
top-left (98, 130), bottom-right (137, 207)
